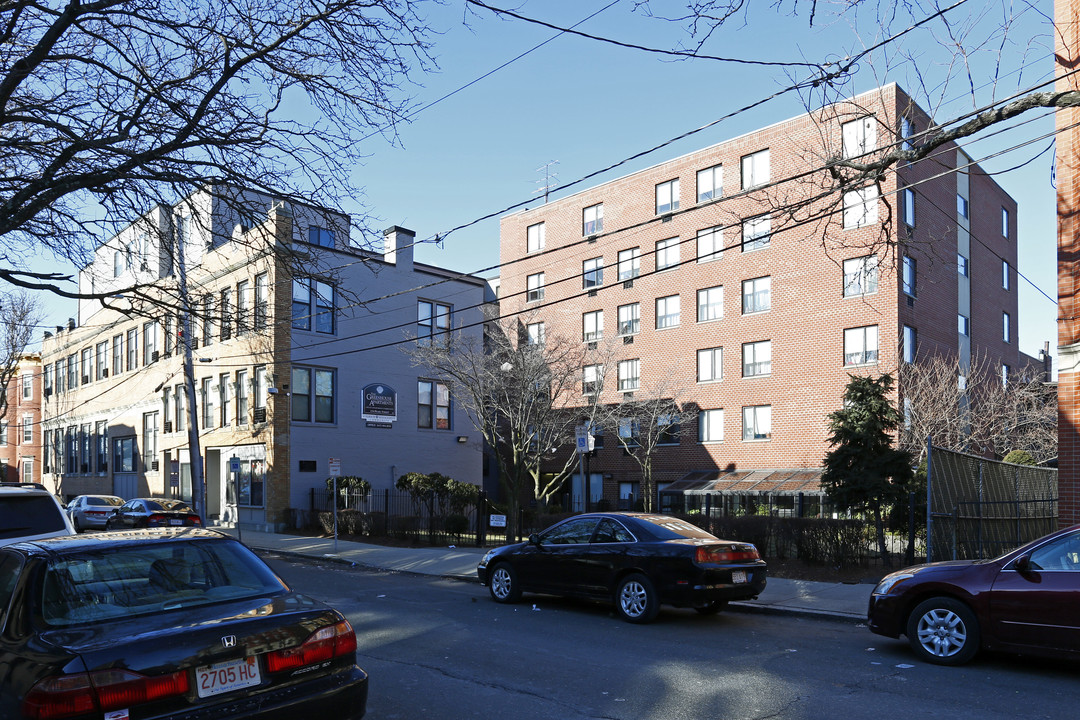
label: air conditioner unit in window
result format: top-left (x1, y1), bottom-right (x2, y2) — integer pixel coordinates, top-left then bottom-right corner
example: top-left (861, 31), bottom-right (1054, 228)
top-left (151, 460), bottom-right (159, 471)
top-left (253, 407), bottom-right (267, 424)
top-left (102, 369), bottom-right (108, 378)
top-left (586, 342), bottom-right (598, 350)
top-left (163, 421), bottom-right (173, 433)
top-left (623, 335), bottom-right (634, 345)
top-left (152, 351), bottom-right (160, 362)
top-left (82, 376), bottom-right (89, 385)
top-left (623, 279), bottom-right (634, 289)
top-left (623, 392), bottom-right (635, 401)
top-left (43, 389), bottom-right (51, 397)
top-left (80, 463), bottom-right (88, 473)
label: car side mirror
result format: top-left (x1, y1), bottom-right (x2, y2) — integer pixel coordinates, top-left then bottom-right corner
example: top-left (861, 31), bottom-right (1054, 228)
top-left (529, 533), bottom-right (540, 546)
top-left (1014, 553), bottom-right (1031, 573)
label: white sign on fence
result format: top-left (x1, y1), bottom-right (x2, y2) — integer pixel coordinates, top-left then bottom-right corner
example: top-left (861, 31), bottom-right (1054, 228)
top-left (489, 514), bottom-right (507, 528)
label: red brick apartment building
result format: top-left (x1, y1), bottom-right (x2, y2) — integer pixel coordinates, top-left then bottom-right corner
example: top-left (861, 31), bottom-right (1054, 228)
top-left (500, 84), bottom-right (1032, 509)
top-left (0, 354), bottom-right (42, 485)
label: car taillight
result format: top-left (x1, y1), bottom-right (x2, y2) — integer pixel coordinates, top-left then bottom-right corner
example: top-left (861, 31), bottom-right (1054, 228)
top-left (148, 513), bottom-right (167, 524)
top-left (265, 620), bottom-right (356, 673)
top-left (695, 546), bottom-right (761, 564)
top-left (23, 668), bottom-right (189, 720)
top-left (85, 510), bottom-right (106, 517)
top-left (189, 514), bottom-right (203, 525)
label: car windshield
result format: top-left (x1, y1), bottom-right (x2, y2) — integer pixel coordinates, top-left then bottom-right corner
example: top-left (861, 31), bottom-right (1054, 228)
top-left (39, 539), bottom-right (286, 627)
top-left (0, 496), bottom-right (66, 540)
top-left (146, 499), bottom-right (192, 511)
top-left (88, 497), bottom-right (123, 507)
top-left (637, 516), bottom-right (719, 541)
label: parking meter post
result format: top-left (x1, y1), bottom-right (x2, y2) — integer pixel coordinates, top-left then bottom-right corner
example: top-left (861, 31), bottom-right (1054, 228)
top-left (333, 476), bottom-right (338, 554)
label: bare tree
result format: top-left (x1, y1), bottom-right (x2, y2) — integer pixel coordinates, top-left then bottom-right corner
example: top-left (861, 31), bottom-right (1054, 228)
top-left (0, 291), bottom-right (42, 422)
top-left (604, 373), bottom-right (690, 512)
top-left (0, 0), bottom-right (435, 300)
top-left (898, 353), bottom-right (1057, 464)
top-left (404, 310), bottom-right (606, 539)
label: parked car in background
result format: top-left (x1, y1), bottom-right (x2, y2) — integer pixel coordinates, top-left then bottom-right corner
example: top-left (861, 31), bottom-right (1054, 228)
top-left (66, 494), bottom-right (125, 531)
top-left (0, 486), bottom-right (74, 546)
top-left (477, 512), bottom-right (767, 623)
top-left (0, 528), bottom-right (368, 719)
top-left (868, 524), bottom-right (1080, 665)
top-left (105, 497), bottom-right (202, 530)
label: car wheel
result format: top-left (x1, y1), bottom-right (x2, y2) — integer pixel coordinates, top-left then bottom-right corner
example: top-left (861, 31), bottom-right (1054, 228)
top-left (72, 516), bottom-right (81, 533)
top-left (615, 573), bottom-right (660, 623)
top-left (488, 563), bottom-right (521, 603)
top-left (906, 597), bottom-right (981, 665)
top-left (694, 600), bottom-right (729, 615)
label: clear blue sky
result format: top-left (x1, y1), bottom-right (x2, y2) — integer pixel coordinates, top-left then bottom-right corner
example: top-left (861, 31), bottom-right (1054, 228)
top-left (41, 0), bottom-right (1060, 363)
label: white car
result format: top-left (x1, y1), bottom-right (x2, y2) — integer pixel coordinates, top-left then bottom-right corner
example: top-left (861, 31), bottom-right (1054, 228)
top-left (0, 486), bottom-right (75, 546)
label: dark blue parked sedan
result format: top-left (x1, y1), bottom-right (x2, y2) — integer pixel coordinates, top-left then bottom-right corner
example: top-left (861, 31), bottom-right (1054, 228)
top-left (477, 512), bottom-right (767, 623)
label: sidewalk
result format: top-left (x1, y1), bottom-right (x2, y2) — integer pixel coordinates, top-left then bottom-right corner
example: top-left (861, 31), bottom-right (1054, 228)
top-left (223, 528), bottom-right (871, 621)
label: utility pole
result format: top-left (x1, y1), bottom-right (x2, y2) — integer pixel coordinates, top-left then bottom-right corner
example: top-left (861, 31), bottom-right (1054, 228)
top-left (176, 219), bottom-right (207, 524)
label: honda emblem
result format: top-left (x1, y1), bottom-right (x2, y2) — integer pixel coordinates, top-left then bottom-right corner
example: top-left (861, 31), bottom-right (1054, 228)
top-left (222, 635), bottom-right (237, 649)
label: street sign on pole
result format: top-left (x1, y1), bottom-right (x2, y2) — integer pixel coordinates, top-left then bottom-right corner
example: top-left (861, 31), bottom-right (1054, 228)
top-left (328, 458), bottom-right (341, 477)
top-left (575, 426), bottom-right (589, 453)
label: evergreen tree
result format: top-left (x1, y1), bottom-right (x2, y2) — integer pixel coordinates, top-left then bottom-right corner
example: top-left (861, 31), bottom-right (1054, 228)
top-left (821, 374), bottom-right (914, 568)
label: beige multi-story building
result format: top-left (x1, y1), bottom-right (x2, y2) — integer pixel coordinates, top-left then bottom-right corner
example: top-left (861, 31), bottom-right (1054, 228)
top-left (41, 187), bottom-right (490, 529)
top-left (499, 84), bottom-right (1036, 510)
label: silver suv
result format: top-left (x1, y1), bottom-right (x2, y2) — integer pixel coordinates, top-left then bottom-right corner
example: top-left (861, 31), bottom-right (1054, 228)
top-left (0, 486), bottom-right (75, 546)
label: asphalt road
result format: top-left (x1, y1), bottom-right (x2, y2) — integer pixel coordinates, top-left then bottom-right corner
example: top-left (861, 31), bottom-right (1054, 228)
top-left (264, 553), bottom-right (1080, 720)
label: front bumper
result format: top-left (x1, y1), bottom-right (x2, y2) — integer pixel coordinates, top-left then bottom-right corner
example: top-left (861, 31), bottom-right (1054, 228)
top-left (866, 593), bottom-right (904, 638)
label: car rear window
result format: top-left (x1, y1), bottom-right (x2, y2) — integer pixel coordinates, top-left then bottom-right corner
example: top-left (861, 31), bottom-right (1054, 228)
top-left (87, 497), bottom-right (122, 507)
top-left (39, 539), bottom-right (287, 627)
top-left (147, 499), bottom-right (192, 511)
top-left (637, 516), bottom-right (719, 541)
top-left (0, 496), bottom-right (67, 540)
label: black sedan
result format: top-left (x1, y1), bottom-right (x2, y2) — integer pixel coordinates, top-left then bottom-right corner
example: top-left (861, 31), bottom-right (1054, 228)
top-left (0, 529), bottom-right (367, 719)
top-left (868, 524), bottom-right (1080, 665)
top-left (477, 512), bottom-right (767, 623)
top-left (106, 497), bottom-right (202, 529)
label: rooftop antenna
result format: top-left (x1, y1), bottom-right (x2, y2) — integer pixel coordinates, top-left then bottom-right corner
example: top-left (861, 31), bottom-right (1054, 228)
top-left (534, 160), bottom-right (560, 204)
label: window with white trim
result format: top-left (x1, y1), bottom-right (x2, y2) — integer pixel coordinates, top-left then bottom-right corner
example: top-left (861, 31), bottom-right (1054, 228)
top-left (844, 325), bottom-right (879, 366)
top-left (842, 117), bottom-right (876, 158)
top-left (583, 204), bottom-right (603, 235)
top-left (655, 295), bottom-right (680, 329)
top-left (699, 409), bottom-right (724, 442)
top-left (526, 322), bottom-right (545, 346)
top-left (293, 367), bottom-right (336, 424)
top-left (655, 237), bottom-right (679, 271)
top-left (583, 310), bottom-right (603, 342)
top-left (417, 300), bottom-right (450, 346)
top-left (418, 379), bottom-right (450, 429)
top-left (742, 276), bottom-right (771, 314)
top-left (583, 257), bottom-right (603, 288)
top-left (697, 347), bottom-right (723, 382)
top-left (697, 164), bottom-right (723, 203)
top-left (618, 248), bottom-right (640, 280)
top-left (618, 359), bottom-right (640, 391)
top-left (742, 340), bottom-right (771, 377)
top-left (957, 254), bottom-right (969, 277)
top-left (1002, 260), bottom-right (1010, 290)
top-left (958, 314), bottom-right (970, 336)
top-left (618, 303), bottom-right (640, 336)
top-left (902, 256), bottom-right (917, 296)
top-left (741, 149), bottom-right (769, 189)
top-left (655, 179), bottom-right (679, 214)
top-left (742, 215), bottom-right (770, 252)
top-left (903, 326), bottom-right (917, 363)
top-left (527, 222), bottom-right (545, 253)
top-left (696, 226), bottom-right (723, 262)
top-left (697, 285), bottom-right (724, 322)
top-left (582, 364), bottom-right (604, 395)
top-left (742, 405), bottom-right (772, 441)
top-left (292, 278), bottom-right (335, 334)
top-left (843, 186), bottom-right (879, 228)
top-left (526, 273), bottom-right (545, 303)
top-left (1002, 207), bottom-right (1010, 238)
top-left (1003, 312), bottom-right (1011, 343)
top-left (957, 194), bottom-right (969, 218)
top-left (843, 256), bottom-right (878, 297)
top-left (903, 188), bottom-right (915, 228)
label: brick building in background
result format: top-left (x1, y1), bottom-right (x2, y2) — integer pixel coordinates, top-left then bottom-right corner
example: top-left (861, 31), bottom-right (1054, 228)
top-left (1057, 0), bottom-right (1080, 526)
top-left (0, 354), bottom-right (42, 484)
top-left (500, 84), bottom-right (1039, 511)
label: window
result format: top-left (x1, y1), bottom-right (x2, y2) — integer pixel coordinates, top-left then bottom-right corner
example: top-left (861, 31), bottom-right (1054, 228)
top-left (655, 237), bottom-right (679, 271)
top-left (1003, 312), bottom-right (1011, 343)
top-left (742, 276), bottom-right (771, 314)
top-left (526, 322), bottom-right (545, 346)
top-left (618, 248), bottom-right (640, 280)
top-left (237, 280), bottom-right (250, 333)
top-left (253, 366), bottom-right (267, 416)
top-left (741, 149), bottom-right (769, 189)
top-left (844, 325), bottom-right (879, 366)
top-left (842, 117), bottom-right (876, 158)
top-left (254, 273), bottom-right (268, 330)
top-left (583, 204), bottom-right (603, 236)
top-left (697, 285), bottom-right (724, 322)
top-left (658, 414), bottom-right (680, 445)
top-left (618, 359), bottom-right (640, 391)
top-left (699, 409), bottom-right (724, 442)
top-left (308, 226), bottom-right (334, 247)
top-left (67, 353), bottom-right (77, 390)
top-left (958, 314), bottom-right (970, 337)
top-left (80, 348), bottom-right (92, 384)
top-left (125, 329), bottom-right (137, 372)
top-left (220, 288), bottom-right (232, 340)
top-left (901, 116), bottom-right (914, 151)
top-left (290, 367), bottom-right (334, 424)
top-left (655, 295), bottom-right (680, 329)
top-left (0, 422), bottom-right (6, 445)
top-left (291, 279), bottom-right (335, 334)
top-left (417, 299), bottom-right (450, 346)
top-left (583, 310), bottom-right (603, 342)
top-left (957, 194), bottom-right (969, 218)
top-left (655, 179), bottom-right (679, 214)
top-left (95, 342), bottom-right (108, 380)
top-left (1002, 260), bottom-right (1010, 290)
top-left (174, 385), bottom-right (186, 432)
top-left (903, 188), bottom-right (916, 227)
top-left (20, 458), bottom-right (32, 484)
top-left (618, 303), bottom-right (640, 336)
top-left (113, 250), bottom-right (124, 278)
top-left (902, 256), bottom-right (916, 296)
top-left (44, 366), bottom-right (52, 396)
top-left (201, 378), bottom-right (213, 428)
top-left (219, 373), bottom-right (230, 427)
top-left (527, 222), bottom-right (545, 253)
top-left (202, 295), bottom-right (214, 346)
top-left (79, 423), bottom-right (91, 471)
top-left (112, 436), bottom-right (137, 474)
top-left (742, 215), bottom-right (770, 252)
top-left (843, 256), bottom-right (878, 297)
top-left (236, 371), bottom-right (248, 425)
top-left (418, 379), bottom-right (449, 429)
top-left (697, 164), bottom-right (723, 203)
top-left (582, 365), bottom-right (603, 395)
top-left (22, 414), bottom-right (32, 444)
top-left (742, 405), bottom-right (772, 441)
top-left (957, 254), bottom-right (969, 277)
top-left (903, 326), bottom-right (917, 363)
top-left (618, 419), bottom-right (639, 447)
top-left (142, 412), bottom-right (158, 471)
top-left (1002, 207), bottom-right (1010, 238)
top-left (21, 373), bottom-right (31, 399)
top-left (696, 226), bottom-right (723, 263)
top-left (526, 273), bottom-right (545, 302)
top-left (142, 322), bottom-right (158, 365)
top-left (742, 340), bottom-right (771, 377)
top-left (697, 347), bottom-right (723, 382)
top-left (843, 186), bottom-right (879, 228)
top-left (1001, 364), bottom-right (1010, 387)
top-left (54, 359), bottom-right (64, 394)
top-left (583, 257), bottom-right (603, 288)
top-left (95, 420), bottom-right (107, 472)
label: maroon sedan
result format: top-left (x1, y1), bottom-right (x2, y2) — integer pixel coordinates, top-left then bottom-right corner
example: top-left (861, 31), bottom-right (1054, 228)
top-left (868, 524), bottom-right (1080, 665)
